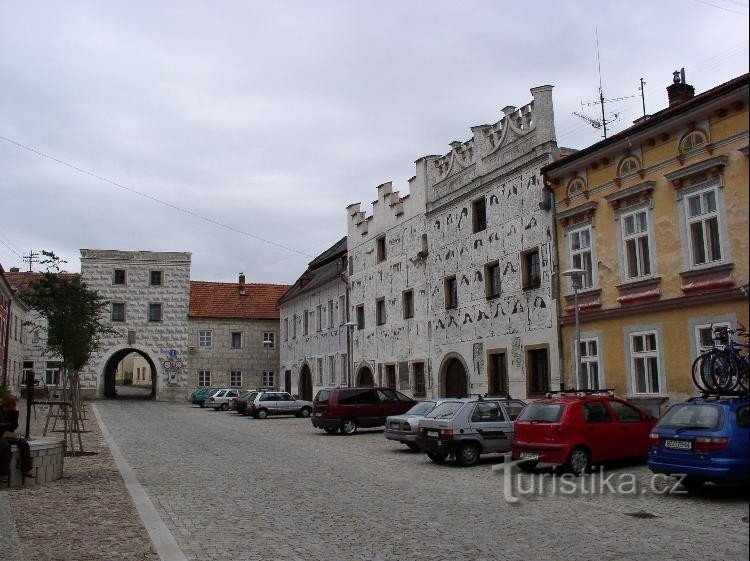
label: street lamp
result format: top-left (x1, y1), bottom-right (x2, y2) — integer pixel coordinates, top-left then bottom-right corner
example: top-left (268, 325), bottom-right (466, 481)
top-left (343, 321), bottom-right (358, 387)
top-left (562, 268), bottom-right (585, 391)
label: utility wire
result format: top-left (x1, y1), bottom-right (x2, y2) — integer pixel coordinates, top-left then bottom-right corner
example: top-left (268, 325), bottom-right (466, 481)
top-left (0, 237), bottom-right (22, 258)
top-left (0, 135), bottom-right (314, 259)
top-left (692, 0), bottom-right (749, 14)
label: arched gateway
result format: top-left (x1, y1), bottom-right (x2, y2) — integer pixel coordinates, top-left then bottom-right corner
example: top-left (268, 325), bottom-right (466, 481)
top-left (441, 356), bottom-right (468, 398)
top-left (356, 366), bottom-right (374, 386)
top-left (299, 364), bottom-right (313, 401)
top-left (103, 348), bottom-right (157, 399)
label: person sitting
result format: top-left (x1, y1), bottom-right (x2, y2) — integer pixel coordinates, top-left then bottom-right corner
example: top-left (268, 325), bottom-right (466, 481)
top-left (0, 394), bottom-right (34, 480)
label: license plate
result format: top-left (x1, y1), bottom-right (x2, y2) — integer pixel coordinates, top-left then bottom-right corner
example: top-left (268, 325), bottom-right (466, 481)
top-left (519, 452), bottom-right (539, 460)
top-left (390, 422), bottom-right (400, 429)
top-left (665, 439), bottom-right (692, 450)
top-left (427, 430), bottom-right (439, 437)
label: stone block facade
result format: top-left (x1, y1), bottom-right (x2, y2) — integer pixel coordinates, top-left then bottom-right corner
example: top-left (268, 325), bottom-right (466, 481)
top-left (6, 437), bottom-right (64, 488)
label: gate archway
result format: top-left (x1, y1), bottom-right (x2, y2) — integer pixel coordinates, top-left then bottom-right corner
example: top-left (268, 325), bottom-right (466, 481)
top-left (103, 348), bottom-right (157, 399)
top-left (298, 363), bottom-right (313, 401)
top-left (440, 355), bottom-right (468, 398)
top-left (356, 365), bottom-right (374, 386)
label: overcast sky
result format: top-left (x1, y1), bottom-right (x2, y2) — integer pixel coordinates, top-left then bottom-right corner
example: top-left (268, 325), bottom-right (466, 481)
top-left (1, 1), bottom-right (747, 285)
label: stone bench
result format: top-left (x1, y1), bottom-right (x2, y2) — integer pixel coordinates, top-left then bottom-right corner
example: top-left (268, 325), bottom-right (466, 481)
top-left (5, 437), bottom-right (64, 488)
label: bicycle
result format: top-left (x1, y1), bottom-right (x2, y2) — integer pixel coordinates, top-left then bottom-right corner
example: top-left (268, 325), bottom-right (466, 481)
top-left (692, 323), bottom-right (749, 394)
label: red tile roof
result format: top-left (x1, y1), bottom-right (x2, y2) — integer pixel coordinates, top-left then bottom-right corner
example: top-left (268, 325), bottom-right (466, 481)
top-left (189, 280), bottom-right (291, 320)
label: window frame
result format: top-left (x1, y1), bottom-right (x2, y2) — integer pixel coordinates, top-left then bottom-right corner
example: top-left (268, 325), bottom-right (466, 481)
top-left (328, 300), bottom-right (335, 329)
top-left (262, 371), bottom-right (274, 387)
top-left (148, 302), bottom-right (163, 322)
top-left (229, 370), bottom-right (243, 388)
top-left (316, 304), bottom-right (322, 332)
top-left (679, 130), bottom-right (707, 153)
top-left (376, 236), bottom-right (387, 263)
top-left (303, 310), bottom-right (309, 335)
top-left (444, 276), bottom-right (458, 309)
top-left (149, 270), bottom-right (163, 286)
top-left (629, 330), bottom-right (662, 395)
top-left (522, 248), bottom-right (541, 290)
top-left (198, 330), bottom-right (212, 348)
top-left (113, 269), bottom-right (126, 285)
top-left (231, 331), bottom-right (243, 349)
top-left (619, 206), bottom-right (654, 281)
top-left (485, 261), bottom-right (501, 299)
top-left (685, 185), bottom-right (723, 267)
top-left (376, 297), bottom-right (386, 326)
top-left (402, 289), bottom-right (414, 319)
top-left (412, 362), bottom-right (426, 397)
top-left (472, 196), bottom-right (487, 233)
top-left (526, 346), bottom-right (550, 396)
top-left (567, 224), bottom-right (595, 290)
top-left (263, 332), bottom-right (275, 348)
top-left (111, 302), bottom-right (126, 322)
top-left (339, 295), bottom-right (347, 326)
top-left (488, 351), bottom-right (508, 396)
top-left (356, 304), bottom-right (365, 330)
top-left (578, 336), bottom-right (601, 390)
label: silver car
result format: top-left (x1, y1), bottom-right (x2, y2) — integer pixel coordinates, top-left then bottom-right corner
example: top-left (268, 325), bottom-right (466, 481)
top-left (246, 390), bottom-right (313, 419)
top-left (205, 388), bottom-right (242, 411)
top-left (385, 400), bottom-right (450, 450)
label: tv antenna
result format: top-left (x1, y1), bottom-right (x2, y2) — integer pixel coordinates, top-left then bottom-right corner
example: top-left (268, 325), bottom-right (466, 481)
top-left (572, 28), bottom-right (633, 138)
top-left (22, 249), bottom-right (39, 272)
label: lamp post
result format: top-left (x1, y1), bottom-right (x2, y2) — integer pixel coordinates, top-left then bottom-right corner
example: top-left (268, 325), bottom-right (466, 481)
top-left (562, 268), bottom-right (585, 391)
top-left (343, 321), bottom-right (357, 387)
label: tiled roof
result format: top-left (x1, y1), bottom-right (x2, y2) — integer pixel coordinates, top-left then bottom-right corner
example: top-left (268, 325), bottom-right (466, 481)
top-left (278, 237), bottom-right (347, 305)
top-left (3, 271), bottom-right (79, 294)
top-left (189, 280), bottom-right (291, 320)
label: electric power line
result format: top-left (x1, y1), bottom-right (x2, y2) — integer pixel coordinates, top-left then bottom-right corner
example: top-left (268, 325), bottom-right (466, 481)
top-left (692, 0), bottom-right (749, 14)
top-left (0, 135), bottom-right (314, 259)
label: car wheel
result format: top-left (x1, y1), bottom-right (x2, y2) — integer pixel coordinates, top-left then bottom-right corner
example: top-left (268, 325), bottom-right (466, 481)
top-left (565, 447), bottom-right (590, 475)
top-left (340, 418), bottom-right (357, 435)
top-left (323, 427), bottom-right (338, 434)
top-left (427, 451), bottom-right (449, 464)
top-left (257, 409), bottom-right (269, 419)
top-left (456, 442), bottom-right (481, 467)
top-left (405, 442), bottom-right (420, 451)
top-left (681, 476), bottom-right (705, 489)
top-left (300, 407), bottom-right (312, 418)
top-left (220, 403), bottom-right (228, 411)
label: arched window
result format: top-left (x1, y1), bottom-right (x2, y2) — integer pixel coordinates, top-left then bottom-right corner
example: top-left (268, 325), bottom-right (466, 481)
top-left (680, 130), bottom-right (707, 153)
top-left (618, 156), bottom-right (640, 176)
top-left (567, 177), bottom-right (586, 197)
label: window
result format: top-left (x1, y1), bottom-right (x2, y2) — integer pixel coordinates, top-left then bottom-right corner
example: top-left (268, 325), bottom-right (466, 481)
top-left (413, 362), bottom-right (426, 397)
top-left (385, 365), bottom-right (397, 389)
top-left (316, 304), bottom-right (322, 331)
top-left (522, 248), bottom-right (541, 290)
top-left (444, 276), bottom-right (457, 309)
top-left (231, 332), bottom-right (242, 349)
top-left (198, 370), bottom-right (211, 386)
top-left (472, 402), bottom-right (504, 422)
top-left (339, 295), bottom-right (346, 325)
top-left (230, 370), bottom-right (242, 387)
top-left (22, 361), bottom-right (34, 385)
top-left (610, 400), bottom-right (643, 422)
top-left (618, 156), bottom-right (639, 176)
top-left (148, 303), bottom-right (162, 322)
top-left (694, 322), bottom-right (731, 355)
top-left (113, 269), bottom-right (126, 285)
top-left (679, 130), bottom-right (707, 152)
top-left (150, 270), bottom-right (163, 286)
top-left (199, 330), bottom-right (212, 348)
top-left (583, 401), bottom-right (611, 423)
top-left (341, 354), bottom-right (348, 385)
top-left (402, 289), bottom-right (414, 319)
top-left (329, 355), bottom-right (336, 384)
top-left (284, 318), bottom-right (289, 342)
top-left (292, 314), bottom-right (297, 338)
top-left (568, 225), bottom-right (594, 289)
top-left (579, 338), bottom-right (600, 390)
top-left (262, 371), bottom-right (274, 387)
top-left (356, 304), bottom-right (365, 330)
top-left (376, 236), bottom-right (387, 262)
top-left (472, 197), bottom-right (487, 233)
top-left (111, 302), bottom-right (125, 322)
top-left (630, 331), bottom-right (660, 394)
top-left (488, 352), bottom-right (508, 395)
top-left (527, 348), bottom-right (550, 395)
top-left (45, 361), bottom-right (61, 386)
top-left (328, 300), bottom-right (335, 328)
top-left (263, 332), bottom-right (275, 348)
top-left (567, 177), bottom-right (586, 197)
top-left (485, 261), bottom-right (501, 298)
top-left (303, 310), bottom-right (309, 335)
top-left (686, 187), bottom-right (722, 266)
top-left (317, 358), bottom-right (324, 385)
top-left (376, 298), bottom-right (386, 326)
top-left (621, 209), bottom-right (652, 279)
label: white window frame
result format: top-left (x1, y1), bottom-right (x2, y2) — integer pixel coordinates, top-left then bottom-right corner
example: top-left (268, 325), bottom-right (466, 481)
top-left (198, 330), bottom-right (212, 348)
top-left (329, 355), bottom-right (336, 384)
top-left (629, 330), bottom-right (661, 395)
top-left (328, 300), bottom-right (335, 329)
top-left (317, 357), bottom-right (324, 385)
top-left (283, 318), bottom-right (289, 342)
top-left (694, 321), bottom-right (732, 355)
top-left (292, 314), bottom-right (297, 338)
top-left (568, 224), bottom-right (596, 289)
top-left (340, 354), bottom-right (347, 386)
top-left (262, 371), bottom-right (274, 387)
top-left (685, 185), bottom-right (724, 267)
top-left (229, 370), bottom-right (242, 388)
top-left (620, 207), bottom-right (654, 281)
top-left (339, 295), bottom-right (346, 325)
top-left (198, 370), bottom-right (211, 387)
top-left (263, 332), bottom-right (275, 348)
top-left (316, 304), bottom-right (322, 332)
top-left (303, 310), bottom-right (309, 335)
top-left (578, 337), bottom-right (601, 390)
top-left (45, 362), bottom-right (61, 386)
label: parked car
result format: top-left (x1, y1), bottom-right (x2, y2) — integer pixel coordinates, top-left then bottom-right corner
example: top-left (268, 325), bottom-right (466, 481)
top-left (231, 390), bottom-right (256, 413)
top-left (385, 400), bottom-right (444, 450)
top-left (190, 386), bottom-right (217, 408)
top-left (647, 395), bottom-right (749, 487)
top-left (205, 388), bottom-right (242, 411)
top-left (511, 390), bottom-right (657, 474)
top-left (245, 390), bottom-right (313, 419)
top-left (312, 387), bottom-right (416, 435)
top-left (415, 397), bottom-right (526, 466)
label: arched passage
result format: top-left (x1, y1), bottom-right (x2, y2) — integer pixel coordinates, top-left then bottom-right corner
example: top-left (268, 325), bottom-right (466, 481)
top-left (298, 363), bottom-right (313, 401)
top-left (103, 348), bottom-right (157, 399)
top-left (356, 365), bottom-right (374, 387)
top-left (440, 356), bottom-right (468, 398)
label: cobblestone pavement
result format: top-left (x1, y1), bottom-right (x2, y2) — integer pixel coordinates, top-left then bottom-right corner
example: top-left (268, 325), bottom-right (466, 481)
top-left (96, 401), bottom-right (749, 561)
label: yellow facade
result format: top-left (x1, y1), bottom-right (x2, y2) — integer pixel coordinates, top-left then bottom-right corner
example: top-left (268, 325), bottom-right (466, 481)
top-left (543, 73), bottom-right (749, 415)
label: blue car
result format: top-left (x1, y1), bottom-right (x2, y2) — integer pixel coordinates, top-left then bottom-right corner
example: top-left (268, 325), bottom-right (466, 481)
top-left (647, 396), bottom-right (749, 487)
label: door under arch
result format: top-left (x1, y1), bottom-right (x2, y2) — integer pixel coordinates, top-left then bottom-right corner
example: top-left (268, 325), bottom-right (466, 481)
top-left (357, 366), bottom-right (374, 387)
top-left (103, 348), bottom-right (157, 399)
top-left (443, 358), bottom-right (468, 398)
top-left (299, 364), bottom-right (313, 401)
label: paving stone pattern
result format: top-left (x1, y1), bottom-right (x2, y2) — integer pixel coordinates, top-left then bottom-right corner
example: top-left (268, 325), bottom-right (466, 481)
top-left (97, 401), bottom-right (749, 561)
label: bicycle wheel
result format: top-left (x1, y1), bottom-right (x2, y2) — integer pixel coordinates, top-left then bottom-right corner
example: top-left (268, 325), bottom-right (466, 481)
top-left (706, 351), bottom-right (738, 392)
top-left (692, 352), bottom-right (712, 392)
top-left (731, 353), bottom-right (749, 392)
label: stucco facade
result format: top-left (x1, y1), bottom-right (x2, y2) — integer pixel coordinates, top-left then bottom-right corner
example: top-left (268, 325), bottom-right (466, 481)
top-left (543, 71), bottom-right (749, 414)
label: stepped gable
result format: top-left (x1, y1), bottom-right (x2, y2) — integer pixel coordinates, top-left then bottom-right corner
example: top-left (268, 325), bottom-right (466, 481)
top-left (189, 279), bottom-right (291, 320)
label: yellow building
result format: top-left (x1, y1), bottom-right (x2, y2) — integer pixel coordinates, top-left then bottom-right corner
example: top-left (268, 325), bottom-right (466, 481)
top-left (542, 71), bottom-right (749, 415)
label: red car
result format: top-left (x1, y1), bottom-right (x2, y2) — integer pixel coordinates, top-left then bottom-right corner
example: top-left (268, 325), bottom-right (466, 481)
top-left (512, 391), bottom-right (657, 473)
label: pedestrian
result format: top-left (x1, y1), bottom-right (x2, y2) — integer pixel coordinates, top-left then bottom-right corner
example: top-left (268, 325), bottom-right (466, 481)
top-left (0, 394), bottom-right (34, 483)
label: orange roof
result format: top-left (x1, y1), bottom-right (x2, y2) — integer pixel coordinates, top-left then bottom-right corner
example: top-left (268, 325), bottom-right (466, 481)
top-left (189, 280), bottom-right (291, 320)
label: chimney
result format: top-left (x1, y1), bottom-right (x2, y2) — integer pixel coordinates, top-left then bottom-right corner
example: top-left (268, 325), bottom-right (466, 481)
top-left (238, 272), bottom-right (246, 296)
top-left (9, 267), bottom-right (20, 272)
top-left (667, 68), bottom-right (695, 107)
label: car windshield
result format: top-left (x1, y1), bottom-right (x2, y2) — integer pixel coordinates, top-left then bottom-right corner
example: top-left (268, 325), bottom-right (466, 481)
top-left (406, 401), bottom-right (437, 416)
top-left (314, 390), bottom-right (330, 405)
top-left (517, 402), bottom-right (564, 423)
top-left (244, 392), bottom-right (258, 401)
top-left (425, 402), bottom-right (464, 419)
top-left (656, 404), bottom-right (724, 431)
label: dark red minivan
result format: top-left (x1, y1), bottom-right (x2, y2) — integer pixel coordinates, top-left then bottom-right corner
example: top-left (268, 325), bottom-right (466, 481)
top-left (312, 387), bottom-right (416, 435)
